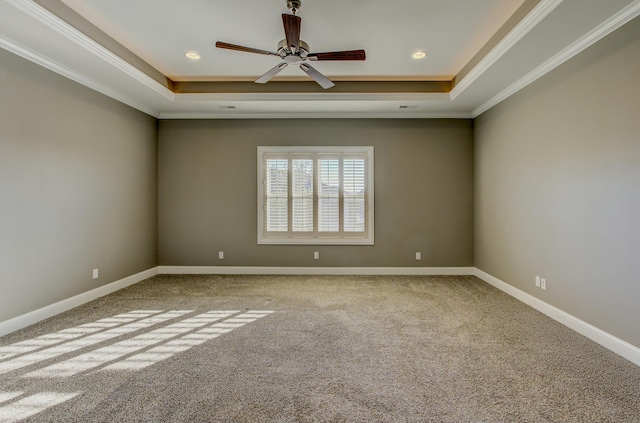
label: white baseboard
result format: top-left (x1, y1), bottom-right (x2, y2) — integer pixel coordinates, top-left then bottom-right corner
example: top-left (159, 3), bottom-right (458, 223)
top-left (0, 267), bottom-right (159, 337)
top-left (473, 268), bottom-right (640, 367)
top-left (156, 266), bottom-right (476, 276)
top-left (2, 265), bottom-right (638, 368)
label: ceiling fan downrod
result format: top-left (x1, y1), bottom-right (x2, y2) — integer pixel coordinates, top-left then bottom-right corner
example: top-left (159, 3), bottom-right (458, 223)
top-left (287, 0), bottom-right (301, 15)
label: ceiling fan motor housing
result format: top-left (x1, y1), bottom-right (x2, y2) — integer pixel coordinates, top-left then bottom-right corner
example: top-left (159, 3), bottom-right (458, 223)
top-left (278, 39), bottom-right (309, 58)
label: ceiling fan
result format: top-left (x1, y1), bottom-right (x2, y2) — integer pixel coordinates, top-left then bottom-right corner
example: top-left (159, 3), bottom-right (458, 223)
top-left (215, 0), bottom-right (366, 89)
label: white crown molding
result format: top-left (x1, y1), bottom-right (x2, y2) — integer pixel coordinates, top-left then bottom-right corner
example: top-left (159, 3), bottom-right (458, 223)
top-left (157, 112), bottom-right (474, 120)
top-left (449, 0), bottom-right (564, 100)
top-left (0, 267), bottom-right (158, 337)
top-left (174, 92), bottom-right (452, 103)
top-left (5, 0), bottom-right (174, 102)
top-left (473, 0), bottom-right (640, 117)
top-left (473, 268), bottom-right (640, 367)
top-left (156, 266), bottom-right (475, 276)
top-left (0, 36), bottom-right (159, 117)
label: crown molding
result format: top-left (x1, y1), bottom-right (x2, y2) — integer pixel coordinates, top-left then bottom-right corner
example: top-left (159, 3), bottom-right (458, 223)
top-left (157, 112), bottom-right (474, 120)
top-left (450, 0), bottom-right (563, 100)
top-left (6, 0), bottom-right (174, 102)
top-left (0, 36), bottom-right (159, 117)
top-left (473, 0), bottom-right (640, 117)
top-left (173, 92), bottom-right (451, 103)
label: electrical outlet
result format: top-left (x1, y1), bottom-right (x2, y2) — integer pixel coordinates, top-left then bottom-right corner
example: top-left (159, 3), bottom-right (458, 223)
top-left (541, 278), bottom-right (547, 290)
top-left (92, 269), bottom-right (99, 279)
top-left (535, 276), bottom-right (541, 288)
top-left (415, 252), bottom-right (421, 260)
top-left (218, 251), bottom-right (224, 260)
top-left (314, 251), bottom-right (319, 260)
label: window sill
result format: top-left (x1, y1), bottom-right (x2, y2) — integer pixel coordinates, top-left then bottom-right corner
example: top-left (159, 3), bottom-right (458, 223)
top-left (258, 237), bottom-right (374, 246)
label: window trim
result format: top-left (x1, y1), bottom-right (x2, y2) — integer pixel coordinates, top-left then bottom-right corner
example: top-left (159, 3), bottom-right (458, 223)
top-left (257, 146), bottom-right (374, 245)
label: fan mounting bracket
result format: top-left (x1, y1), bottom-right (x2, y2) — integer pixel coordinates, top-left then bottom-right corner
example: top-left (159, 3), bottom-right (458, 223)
top-left (287, 0), bottom-right (302, 14)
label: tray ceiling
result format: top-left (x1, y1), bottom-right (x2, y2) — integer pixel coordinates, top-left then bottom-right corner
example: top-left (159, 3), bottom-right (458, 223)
top-left (1, 0), bottom-right (639, 118)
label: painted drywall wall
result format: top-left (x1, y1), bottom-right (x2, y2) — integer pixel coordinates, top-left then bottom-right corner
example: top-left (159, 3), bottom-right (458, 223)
top-left (0, 49), bottom-right (158, 323)
top-left (475, 17), bottom-right (640, 347)
top-left (159, 119), bottom-right (473, 267)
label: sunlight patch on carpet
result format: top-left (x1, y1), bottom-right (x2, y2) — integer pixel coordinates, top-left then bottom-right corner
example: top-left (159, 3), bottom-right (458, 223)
top-left (0, 392), bottom-right (79, 423)
top-left (0, 309), bottom-right (275, 422)
top-left (102, 311), bottom-right (274, 371)
top-left (26, 311), bottom-right (238, 377)
top-left (0, 311), bottom-right (191, 375)
top-left (0, 311), bottom-right (161, 361)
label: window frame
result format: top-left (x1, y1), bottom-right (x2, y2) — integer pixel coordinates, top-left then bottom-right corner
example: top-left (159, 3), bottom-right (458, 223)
top-left (257, 146), bottom-right (374, 245)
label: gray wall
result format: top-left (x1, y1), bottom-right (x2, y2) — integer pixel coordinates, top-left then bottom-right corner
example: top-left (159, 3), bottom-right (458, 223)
top-left (159, 119), bottom-right (474, 267)
top-left (475, 17), bottom-right (640, 347)
top-left (0, 49), bottom-right (158, 323)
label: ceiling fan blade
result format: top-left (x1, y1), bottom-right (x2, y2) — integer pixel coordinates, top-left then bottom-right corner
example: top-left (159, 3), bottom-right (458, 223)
top-left (300, 63), bottom-right (335, 89)
top-left (282, 14), bottom-right (301, 53)
top-left (308, 50), bottom-right (366, 61)
top-left (255, 63), bottom-right (288, 84)
top-left (215, 41), bottom-right (277, 56)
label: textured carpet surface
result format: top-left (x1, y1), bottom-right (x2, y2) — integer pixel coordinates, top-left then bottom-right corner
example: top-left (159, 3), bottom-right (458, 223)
top-left (0, 275), bottom-right (639, 422)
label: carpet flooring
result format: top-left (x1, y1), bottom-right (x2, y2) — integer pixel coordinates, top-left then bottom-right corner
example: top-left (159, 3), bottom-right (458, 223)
top-left (0, 274), bottom-right (639, 422)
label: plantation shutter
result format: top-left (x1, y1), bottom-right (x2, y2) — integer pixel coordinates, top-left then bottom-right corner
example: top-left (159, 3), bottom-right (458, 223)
top-left (259, 146), bottom-right (373, 245)
top-left (292, 158), bottom-right (314, 232)
top-left (343, 157), bottom-right (366, 232)
top-left (318, 158), bottom-right (340, 232)
top-left (265, 158), bottom-right (288, 232)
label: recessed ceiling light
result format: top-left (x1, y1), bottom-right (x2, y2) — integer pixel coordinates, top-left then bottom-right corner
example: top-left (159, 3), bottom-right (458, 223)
top-left (412, 51), bottom-right (427, 60)
top-left (185, 51), bottom-right (201, 60)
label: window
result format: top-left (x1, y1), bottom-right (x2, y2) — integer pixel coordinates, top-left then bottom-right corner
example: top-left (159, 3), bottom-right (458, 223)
top-left (258, 146), bottom-right (374, 245)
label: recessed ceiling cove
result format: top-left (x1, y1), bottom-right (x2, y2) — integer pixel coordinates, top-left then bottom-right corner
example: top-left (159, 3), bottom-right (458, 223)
top-left (0, 0), bottom-right (637, 118)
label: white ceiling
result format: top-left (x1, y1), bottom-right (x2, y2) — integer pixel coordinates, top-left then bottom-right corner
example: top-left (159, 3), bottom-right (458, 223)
top-left (1, 0), bottom-right (639, 119)
top-left (58, 0), bottom-right (525, 80)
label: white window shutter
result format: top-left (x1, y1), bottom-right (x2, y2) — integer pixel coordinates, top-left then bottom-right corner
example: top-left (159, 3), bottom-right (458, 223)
top-left (343, 158), bottom-right (366, 232)
top-left (265, 158), bottom-right (288, 232)
top-left (258, 146), bottom-right (373, 245)
top-left (292, 159), bottom-right (314, 232)
top-left (318, 158), bottom-right (340, 232)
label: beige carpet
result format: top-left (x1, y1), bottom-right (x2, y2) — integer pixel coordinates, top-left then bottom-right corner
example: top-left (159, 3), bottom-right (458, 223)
top-left (0, 275), bottom-right (639, 422)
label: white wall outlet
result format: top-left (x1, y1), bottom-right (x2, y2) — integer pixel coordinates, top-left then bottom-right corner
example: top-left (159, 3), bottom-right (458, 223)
top-left (541, 278), bottom-right (547, 290)
top-left (314, 251), bottom-right (319, 260)
top-left (535, 276), bottom-right (541, 288)
top-left (415, 252), bottom-right (421, 260)
top-left (218, 251), bottom-right (224, 259)
top-left (92, 269), bottom-right (99, 279)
